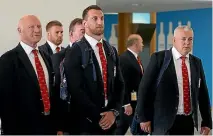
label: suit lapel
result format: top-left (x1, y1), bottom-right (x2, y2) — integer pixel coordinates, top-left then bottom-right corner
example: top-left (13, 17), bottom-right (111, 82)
top-left (82, 37), bottom-right (103, 87)
top-left (66, 45), bottom-right (70, 49)
top-left (189, 55), bottom-right (197, 95)
top-left (126, 50), bottom-right (142, 75)
top-left (166, 51), bottom-right (179, 93)
top-left (45, 42), bottom-right (53, 55)
top-left (16, 44), bottom-right (40, 89)
top-left (39, 50), bottom-right (52, 81)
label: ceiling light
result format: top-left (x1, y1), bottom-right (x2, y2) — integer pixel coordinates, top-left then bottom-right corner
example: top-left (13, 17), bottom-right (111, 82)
top-left (132, 3), bottom-right (139, 6)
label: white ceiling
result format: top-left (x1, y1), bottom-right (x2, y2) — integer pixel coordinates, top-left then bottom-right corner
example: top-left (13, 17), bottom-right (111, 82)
top-left (97, 0), bottom-right (212, 13)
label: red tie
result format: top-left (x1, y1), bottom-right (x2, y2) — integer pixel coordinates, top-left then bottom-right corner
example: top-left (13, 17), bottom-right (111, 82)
top-left (181, 56), bottom-right (191, 115)
top-left (137, 56), bottom-right (143, 74)
top-left (97, 42), bottom-right (108, 100)
top-left (56, 47), bottom-right (60, 53)
top-left (32, 49), bottom-right (50, 113)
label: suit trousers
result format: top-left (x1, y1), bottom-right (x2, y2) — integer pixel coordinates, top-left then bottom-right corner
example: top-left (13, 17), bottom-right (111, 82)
top-left (166, 114), bottom-right (194, 135)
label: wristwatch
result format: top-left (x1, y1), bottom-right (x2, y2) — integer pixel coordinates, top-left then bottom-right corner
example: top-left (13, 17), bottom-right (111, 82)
top-left (110, 109), bottom-right (119, 117)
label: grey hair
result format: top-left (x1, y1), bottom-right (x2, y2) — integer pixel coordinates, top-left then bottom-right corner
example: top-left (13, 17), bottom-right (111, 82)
top-left (174, 25), bottom-right (194, 37)
top-left (126, 38), bottom-right (139, 47)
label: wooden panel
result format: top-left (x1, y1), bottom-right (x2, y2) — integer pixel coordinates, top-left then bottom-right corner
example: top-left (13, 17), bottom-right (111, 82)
top-left (150, 12), bottom-right (156, 55)
top-left (118, 13), bottom-right (132, 55)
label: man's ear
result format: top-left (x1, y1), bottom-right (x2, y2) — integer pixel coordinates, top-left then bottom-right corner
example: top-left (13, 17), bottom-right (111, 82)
top-left (69, 31), bottom-right (73, 36)
top-left (173, 37), bottom-right (175, 43)
top-left (47, 31), bottom-right (51, 37)
top-left (83, 20), bottom-right (87, 28)
top-left (17, 27), bottom-right (21, 34)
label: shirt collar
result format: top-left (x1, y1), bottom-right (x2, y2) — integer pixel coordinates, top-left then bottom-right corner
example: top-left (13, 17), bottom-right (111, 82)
top-left (84, 33), bottom-right (103, 49)
top-left (69, 42), bottom-right (73, 47)
top-left (127, 48), bottom-right (138, 59)
top-left (47, 40), bottom-right (61, 52)
top-left (172, 47), bottom-right (189, 60)
top-left (20, 41), bottom-right (39, 55)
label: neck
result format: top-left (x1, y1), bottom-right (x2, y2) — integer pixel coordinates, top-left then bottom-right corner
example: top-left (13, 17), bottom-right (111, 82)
top-left (128, 47), bottom-right (139, 55)
top-left (21, 40), bottom-right (37, 48)
top-left (70, 37), bottom-right (75, 43)
top-left (86, 31), bottom-right (102, 41)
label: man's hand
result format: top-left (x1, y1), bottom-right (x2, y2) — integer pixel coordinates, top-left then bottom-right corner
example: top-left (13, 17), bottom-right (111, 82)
top-left (200, 127), bottom-right (211, 135)
top-left (140, 121), bottom-right (151, 133)
top-left (124, 105), bottom-right (133, 116)
top-left (57, 131), bottom-right (63, 135)
top-left (99, 111), bottom-right (115, 130)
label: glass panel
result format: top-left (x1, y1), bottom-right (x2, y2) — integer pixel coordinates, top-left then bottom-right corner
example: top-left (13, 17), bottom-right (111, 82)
top-left (133, 13), bottom-right (150, 23)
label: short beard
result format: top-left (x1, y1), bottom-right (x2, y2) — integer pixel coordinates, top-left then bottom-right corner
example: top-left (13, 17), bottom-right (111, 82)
top-left (90, 28), bottom-right (104, 36)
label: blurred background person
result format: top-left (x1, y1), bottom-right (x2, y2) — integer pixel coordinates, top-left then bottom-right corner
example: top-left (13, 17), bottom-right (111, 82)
top-left (116, 34), bottom-right (145, 135)
top-left (52, 18), bottom-right (85, 135)
top-left (39, 20), bottom-right (64, 56)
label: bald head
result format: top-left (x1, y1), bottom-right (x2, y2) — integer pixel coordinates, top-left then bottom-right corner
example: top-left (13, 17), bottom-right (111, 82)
top-left (126, 34), bottom-right (144, 54)
top-left (173, 25), bottom-right (193, 56)
top-left (17, 15), bottom-right (42, 48)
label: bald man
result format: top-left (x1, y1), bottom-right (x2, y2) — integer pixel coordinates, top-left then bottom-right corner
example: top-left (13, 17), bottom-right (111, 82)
top-left (116, 34), bottom-right (145, 135)
top-left (0, 15), bottom-right (55, 134)
top-left (136, 26), bottom-right (212, 135)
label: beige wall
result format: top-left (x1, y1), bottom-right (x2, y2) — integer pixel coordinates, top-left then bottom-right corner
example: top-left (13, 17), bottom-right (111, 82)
top-left (0, 0), bottom-right (96, 55)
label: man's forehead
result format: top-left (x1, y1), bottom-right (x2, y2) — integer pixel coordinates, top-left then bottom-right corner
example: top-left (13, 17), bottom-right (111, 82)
top-left (88, 9), bottom-right (103, 16)
top-left (177, 30), bottom-right (193, 36)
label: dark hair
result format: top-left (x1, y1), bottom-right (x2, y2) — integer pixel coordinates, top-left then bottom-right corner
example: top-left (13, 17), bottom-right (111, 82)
top-left (82, 5), bottom-right (102, 20)
top-left (46, 20), bottom-right (62, 31)
top-left (69, 18), bottom-right (83, 32)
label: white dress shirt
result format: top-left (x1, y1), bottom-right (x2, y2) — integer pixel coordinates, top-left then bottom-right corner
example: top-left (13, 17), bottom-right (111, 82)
top-left (127, 48), bottom-right (138, 59)
top-left (20, 41), bottom-right (49, 91)
top-left (47, 40), bottom-right (62, 54)
top-left (69, 42), bottom-right (73, 48)
top-left (172, 47), bottom-right (191, 115)
top-left (84, 33), bottom-right (107, 76)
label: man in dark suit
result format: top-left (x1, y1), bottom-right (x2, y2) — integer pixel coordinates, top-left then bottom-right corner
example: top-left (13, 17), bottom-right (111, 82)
top-left (116, 34), bottom-right (145, 135)
top-left (63, 5), bottom-right (124, 135)
top-left (52, 18), bottom-right (85, 77)
top-left (137, 25), bottom-right (212, 135)
top-left (51, 18), bottom-right (85, 135)
top-left (39, 20), bottom-right (64, 56)
top-left (0, 15), bottom-right (55, 134)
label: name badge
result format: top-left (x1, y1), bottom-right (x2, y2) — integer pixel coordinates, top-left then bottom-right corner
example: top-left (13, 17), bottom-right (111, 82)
top-left (131, 91), bottom-right (137, 101)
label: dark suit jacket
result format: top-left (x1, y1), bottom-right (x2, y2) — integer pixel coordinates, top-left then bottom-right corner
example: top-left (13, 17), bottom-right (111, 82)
top-left (0, 44), bottom-right (55, 135)
top-left (64, 37), bottom-right (124, 134)
top-left (52, 45), bottom-right (70, 90)
top-left (39, 42), bottom-right (65, 57)
top-left (136, 50), bottom-right (212, 135)
top-left (51, 45), bottom-right (71, 132)
top-left (119, 50), bottom-right (143, 110)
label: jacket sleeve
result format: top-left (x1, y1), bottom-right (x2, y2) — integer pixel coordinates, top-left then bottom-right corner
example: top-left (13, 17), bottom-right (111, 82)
top-left (198, 59), bottom-right (212, 129)
top-left (119, 55), bottom-right (131, 106)
top-left (108, 47), bottom-right (125, 112)
top-left (0, 51), bottom-right (15, 119)
top-left (64, 46), bottom-right (102, 124)
top-left (136, 52), bottom-right (160, 122)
